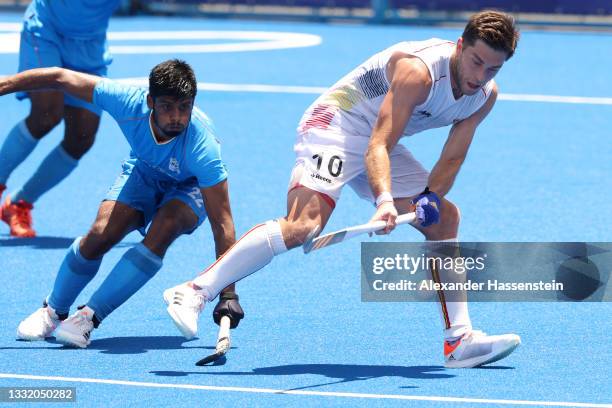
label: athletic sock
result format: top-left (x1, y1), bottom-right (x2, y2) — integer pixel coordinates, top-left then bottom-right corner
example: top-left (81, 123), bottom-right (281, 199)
top-left (426, 238), bottom-right (472, 339)
top-left (47, 237), bottom-right (102, 316)
top-left (192, 220), bottom-right (287, 300)
top-left (0, 121), bottom-right (38, 184)
top-left (87, 243), bottom-right (163, 322)
top-left (13, 144), bottom-right (78, 203)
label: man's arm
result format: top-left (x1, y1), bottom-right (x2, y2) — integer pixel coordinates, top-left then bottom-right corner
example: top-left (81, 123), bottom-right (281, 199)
top-left (365, 54), bottom-right (431, 232)
top-left (428, 84), bottom-right (498, 196)
top-left (0, 67), bottom-right (100, 102)
top-left (201, 179), bottom-right (237, 293)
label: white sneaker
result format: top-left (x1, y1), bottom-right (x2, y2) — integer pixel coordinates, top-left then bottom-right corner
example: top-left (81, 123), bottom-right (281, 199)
top-left (444, 330), bottom-right (521, 368)
top-left (17, 307), bottom-right (60, 341)
top-left (164, 283), bottom-right (206, 339)
top-left (55, 306), bottom-right (95, 348)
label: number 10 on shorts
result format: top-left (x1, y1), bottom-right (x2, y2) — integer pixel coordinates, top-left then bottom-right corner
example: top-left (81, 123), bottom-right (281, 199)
top-left (312, 153), bottom-right (343, 178)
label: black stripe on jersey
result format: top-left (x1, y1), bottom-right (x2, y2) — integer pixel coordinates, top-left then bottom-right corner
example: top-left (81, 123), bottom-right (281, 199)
top-left (356, 67), bottom-right (389, 99)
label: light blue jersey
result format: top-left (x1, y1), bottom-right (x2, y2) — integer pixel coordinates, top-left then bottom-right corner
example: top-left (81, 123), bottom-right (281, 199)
top-left (24, 0), bottom-right (121, 39)
top-left (18, 0), bottom-right (120, 112)
top-left (92, 79), bottom-right (227, 234)
top-left (93, 79), bottom-right (228, 189)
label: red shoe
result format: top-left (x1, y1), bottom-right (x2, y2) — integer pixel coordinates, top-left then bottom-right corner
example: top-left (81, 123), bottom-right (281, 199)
top-left (1, 196), bottom-right (36, 237)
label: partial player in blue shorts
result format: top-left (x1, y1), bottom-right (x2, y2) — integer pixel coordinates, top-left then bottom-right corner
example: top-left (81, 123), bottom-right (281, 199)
top-left (105, 159), bottom-right (208, 236)
top-left (0, 0), bottom-right (120, 237)
top-left (0, 60), bottom-right (242, 347)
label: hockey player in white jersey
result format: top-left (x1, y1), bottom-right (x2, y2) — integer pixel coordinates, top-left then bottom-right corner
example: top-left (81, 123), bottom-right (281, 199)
top-left (164, 10), bottom-right (521, 368)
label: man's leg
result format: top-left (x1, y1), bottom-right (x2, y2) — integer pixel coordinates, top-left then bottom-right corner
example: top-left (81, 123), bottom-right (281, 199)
top-left (168, 128), bottom-right (360, 337)
top-left (17, 200), bottom-right (141, 341)
top-left (12, 106), bottom-right (99, 206)
top-left (166, 187), bottom-right (334, 339)
top-left (49, 200), bottom-right (142, 313)
top-left (86, 199), bottom-right (198, 326)
top-left (192, 186), bottom-right (334, 299)
top-left (0, 92), bottom-right (64, 186)
top-left (397, 196), bottom-right (520, 368)
top-left (395, 196), bottom-right (471, 338)
top-left (0, 92), bottom-right (64, 237)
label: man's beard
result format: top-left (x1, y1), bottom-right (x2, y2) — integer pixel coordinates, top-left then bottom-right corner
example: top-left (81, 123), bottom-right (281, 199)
top-left (153, 110), bottom-right (184, 138)
top-left (163, 128), bottom-right (184, 137)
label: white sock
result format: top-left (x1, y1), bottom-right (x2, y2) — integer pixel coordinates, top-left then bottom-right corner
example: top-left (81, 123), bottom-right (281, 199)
top-left (427, 238), bottom-right (472, 339)
top-left (443, 302), bottom-right (472, 339)
top-left (193, 220), bottom-right (287, 300)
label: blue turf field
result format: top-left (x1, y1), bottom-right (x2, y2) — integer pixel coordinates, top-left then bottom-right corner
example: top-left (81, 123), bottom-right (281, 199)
top-left (0, 13), bottom-right (611, 407)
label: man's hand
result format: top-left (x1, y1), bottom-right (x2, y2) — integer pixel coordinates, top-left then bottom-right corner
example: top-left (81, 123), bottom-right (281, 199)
top-left (411, 188), bottom-right (441, 227)
top-left (369, 201), bottom-right (398, 235)
top-left (212, 292), bottom-right (244, 329)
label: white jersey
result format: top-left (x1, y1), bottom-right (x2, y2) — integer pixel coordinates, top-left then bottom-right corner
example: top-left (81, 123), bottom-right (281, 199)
top-left (298, 38), bottom-right (495, 140)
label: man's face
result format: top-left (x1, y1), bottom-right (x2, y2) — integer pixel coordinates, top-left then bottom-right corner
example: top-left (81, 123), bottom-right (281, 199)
top-left (455, 38), bottom-right (507, 96)
top-left (148, 95), bottom-right (194, 138)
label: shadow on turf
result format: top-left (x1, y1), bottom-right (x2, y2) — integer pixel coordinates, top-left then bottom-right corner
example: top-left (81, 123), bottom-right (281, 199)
top-left (151, 364), bottom-right (454, 389)
top-left (0, 235), bottom-right (136, 250)
top-left (7, 336), bottom-right (236, 355)
top-left (474, 365), bottom-right (515, 370)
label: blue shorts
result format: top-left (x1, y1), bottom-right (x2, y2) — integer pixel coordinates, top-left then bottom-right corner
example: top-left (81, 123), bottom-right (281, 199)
top-left (105, 160), bottom-right (207, 236)
top-left (17, 28), bottom-right (112, 114)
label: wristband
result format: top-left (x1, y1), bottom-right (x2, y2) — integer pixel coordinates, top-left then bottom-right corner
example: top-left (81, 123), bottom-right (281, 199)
top-left (375, 191), bottom-right (393, 207)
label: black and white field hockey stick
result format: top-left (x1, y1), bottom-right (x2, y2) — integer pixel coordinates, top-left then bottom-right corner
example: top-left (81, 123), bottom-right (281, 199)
top-left (195, 315), bottom-right (231, 366)
top-left (303, 212), bottom-right (416, 254)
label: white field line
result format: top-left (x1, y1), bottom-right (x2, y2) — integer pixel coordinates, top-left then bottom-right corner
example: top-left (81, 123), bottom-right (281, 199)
top-left (0, 74), bottom-right (610, 105)
top-left (0, 373), bottom-right (610, 407)
top-left (115, 77), bottom-right (612, 105)
top-left (0, 30), bottom-right (322, 54)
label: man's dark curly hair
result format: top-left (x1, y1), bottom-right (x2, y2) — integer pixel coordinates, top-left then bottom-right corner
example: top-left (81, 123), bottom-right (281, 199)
top-left (149, 59), bottom-right (197, 100)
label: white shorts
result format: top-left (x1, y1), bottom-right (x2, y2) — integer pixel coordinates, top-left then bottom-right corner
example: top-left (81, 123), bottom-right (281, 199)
top-left (288, 128), bottom-right (429, 207)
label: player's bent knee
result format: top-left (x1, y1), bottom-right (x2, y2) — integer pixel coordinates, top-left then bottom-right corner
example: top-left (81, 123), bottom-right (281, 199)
top-left (283, 218), bottom-right (319, 246)
top-left (86, 222), bottom-right (126, 249)
top-left (151, 215), bottom-right (184, 235)
top-left (441, 201), bottom-right (461, 228)
top-left (81, 231), bottom-right (118, 259)
top-left (30, 109), bottom-right (64, 135)
top-left (424, 201), bottom-right (460, 240)
top-left (152, 210), bottom-right (197, 237)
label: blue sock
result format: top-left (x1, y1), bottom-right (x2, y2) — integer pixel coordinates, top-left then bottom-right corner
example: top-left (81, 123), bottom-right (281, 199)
top-left (88, 243), bottom-right (162, 322)
top-left (0, 121), bottom-right (38, 185)
top-left (47, 237), bottom-right (102, 315)
top-left (13, 145), bottom-right (78, 203)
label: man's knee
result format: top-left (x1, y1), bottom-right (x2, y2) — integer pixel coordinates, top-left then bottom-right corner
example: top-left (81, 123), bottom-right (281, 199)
top-left (82, 220), bottom-right (126, 258)
top-left (156, 202), bottom-right (198, 234)
top-left (143, 203), bottom-right (198, 256)
top-left (441, 200), bottom-right (461, 228)
top-left (419, 199), bottom-right (460, 241)
top-left (61, 131), bottom-right (96, 159)
top-left (62, 108), bottom-right (100, 159)
top-left (281, 217), bottom-right (320, 248)
top-left (27, 107), bottom-right (64, 137)
top-left (151, 213), bottom-right (190, 237)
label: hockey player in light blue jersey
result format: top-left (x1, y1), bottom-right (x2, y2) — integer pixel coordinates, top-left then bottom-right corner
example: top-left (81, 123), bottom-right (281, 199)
top-left (0, 60), bottom-right (241, 348)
